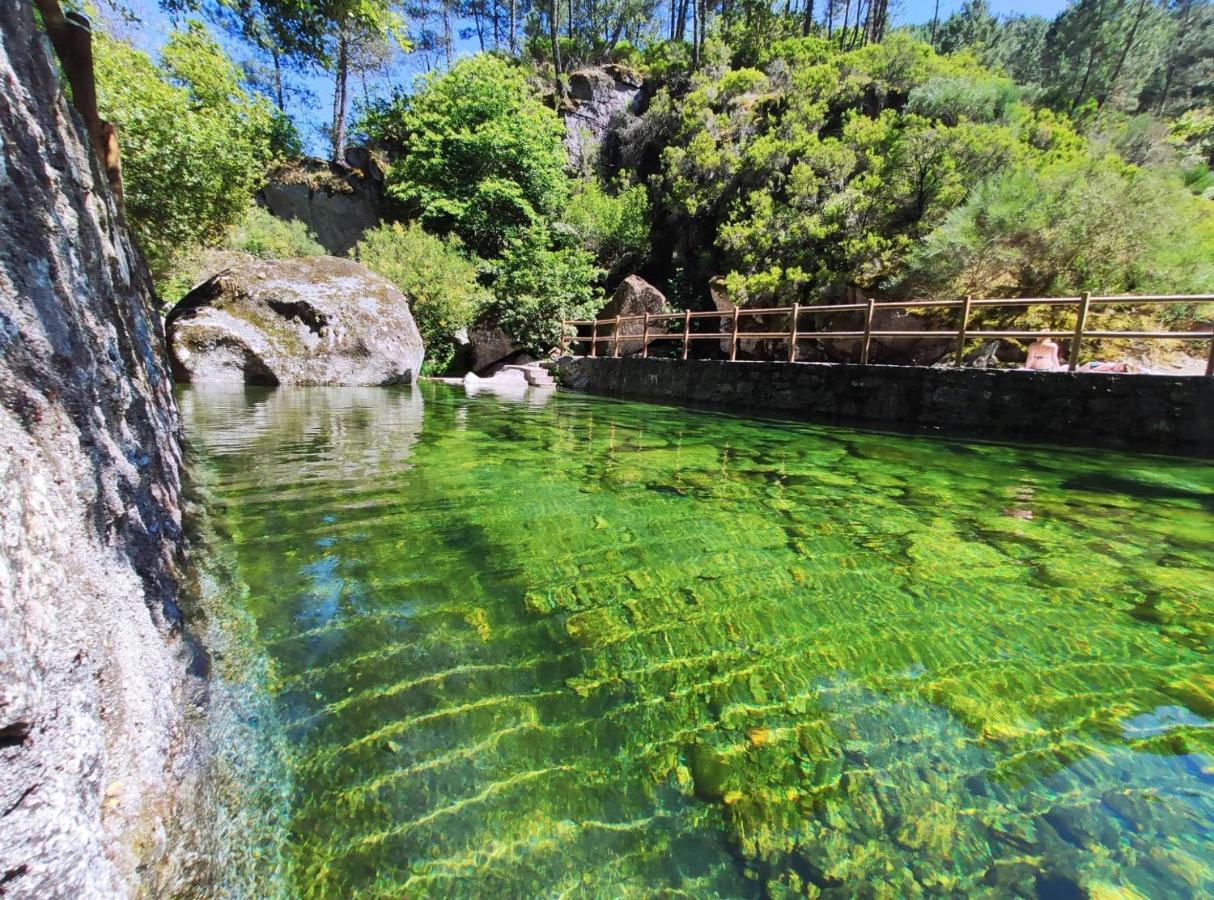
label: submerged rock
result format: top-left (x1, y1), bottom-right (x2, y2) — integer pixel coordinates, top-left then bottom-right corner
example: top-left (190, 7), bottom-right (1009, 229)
top-left (166, 253), bottom-right (424, 386)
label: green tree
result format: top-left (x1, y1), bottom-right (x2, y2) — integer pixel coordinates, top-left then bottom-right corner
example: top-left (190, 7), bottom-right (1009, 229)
top-left (901, 157), bottom-right (1214, 297)
top-left (94, 22), bottom-right (274, 284)
top-left (560, 179), bottom-right (652, 277)
top-left (354, 223), bottom-right (491, 372)
top-left (365, 55), bottom-right (569, 258)
top-left (489, 226), bottom-right (603, 353)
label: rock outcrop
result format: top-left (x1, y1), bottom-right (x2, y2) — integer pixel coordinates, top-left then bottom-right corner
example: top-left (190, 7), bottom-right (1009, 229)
top-left (166, 254), bottom-right (425, 386)
top-left (467, 324), bottom-right (532, 375)
top-left (1, 4), bottom-right (191, 895)
top-left (257, 150), bottom-right (386, 255)
top-left (561, 66), bottom-right (644, 173)
top-left (596, 275), bottom-right (670, 355)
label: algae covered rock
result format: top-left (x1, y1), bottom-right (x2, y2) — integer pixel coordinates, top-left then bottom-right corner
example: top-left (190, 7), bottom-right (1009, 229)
top-left (166, 253), bottom-right (424, 385)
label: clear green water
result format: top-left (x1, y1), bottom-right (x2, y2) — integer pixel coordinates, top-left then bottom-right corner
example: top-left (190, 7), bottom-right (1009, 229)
top-left (180, 383), bottom-right (1214, 899)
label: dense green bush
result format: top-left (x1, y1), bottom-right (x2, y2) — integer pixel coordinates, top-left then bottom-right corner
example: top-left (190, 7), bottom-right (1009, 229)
top-left (229, 206), bottom-right (326, 259)
top-left (354, 223), bottom-right (491, 373)
top-left (560, 180), bottom-right (651, 276)
top-left (644, 31), bottom-right (1214, 308)
top-left (901, 158), bottom-right (1214, 298)
top-left (157, 205), bottom-right (324, 305)
top-left (94, 22), bottom-right (274, 284)
top-left (488, 226), bottom-right (603, 354)
top-left (362, 55), bottom-right (569, 259)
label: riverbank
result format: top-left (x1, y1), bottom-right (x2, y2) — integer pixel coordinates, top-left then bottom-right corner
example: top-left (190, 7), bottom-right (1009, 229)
top-left (555, 358), bottom-right (1214, 452)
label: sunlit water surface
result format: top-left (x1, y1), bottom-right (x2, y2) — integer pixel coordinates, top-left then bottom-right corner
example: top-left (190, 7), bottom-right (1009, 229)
top-left (181, 383), bottom-right (1214, 899)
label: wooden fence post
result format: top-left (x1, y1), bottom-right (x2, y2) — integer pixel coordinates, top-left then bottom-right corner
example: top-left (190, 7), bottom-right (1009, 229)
top-left (1206, 328), bottom-right (1214, 377)
top-left (681, 309), bottom-right (691, 360)
top-left (613, 319), bottom-right (621, 357)
top-left (1068, 292), bottom-right (1090, 372)
top-left (954, 295), bottom-right (972, 367)
top-left (860, 297), bottom-right (876, 365)
top-left (787, 303), bottom-right (800, 363)
top-left (558, 320), bottom-right (567, 357)
top-left (590, 321), bottom-right (598, 358)
top-left (730, 305), bottom-right (740, 361)
top-left (641, 313), bottom-right (650, 358)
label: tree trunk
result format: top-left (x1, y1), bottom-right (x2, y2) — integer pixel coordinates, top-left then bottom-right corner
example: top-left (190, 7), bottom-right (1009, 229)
top-left (331, 26), bottom-right (349, 164)
top-left (929, 0), bottom-right (939, 46)
top-left (691, 0), bottom-right (700, 66)
top-left (509, 0), bottom-right (517, 53)
top-left (443, 0), bottom-right (454, 66)
top-left (1098, 0), bottom-right (1150, 109)
top-left (1071, 0), bottom-right (1106, 111)
top-left (826, 0), bottom-right (834, 38)
top-left (550, 0), bottom-right (564, 97)
top-left (271, 48), bottom-right (285, 111)
top-left (838, 0), bottom-right (850, 47)
top-left (676, 0), bottom-right (689, 40)
top-left (801, 0), bottom-right (814, 36)
top-left (1156, 0), bottom-right (1194, 113)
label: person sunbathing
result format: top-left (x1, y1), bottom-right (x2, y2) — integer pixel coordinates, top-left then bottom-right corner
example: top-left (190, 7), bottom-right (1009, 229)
top-left (1023, 338), bottom-right (1131, 372)
top-left (1024, 337), bottom-right (1063, 371)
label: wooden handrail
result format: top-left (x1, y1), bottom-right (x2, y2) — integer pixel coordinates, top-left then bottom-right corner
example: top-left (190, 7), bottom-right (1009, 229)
top-left (560, 292), bottom-right (1214, 375)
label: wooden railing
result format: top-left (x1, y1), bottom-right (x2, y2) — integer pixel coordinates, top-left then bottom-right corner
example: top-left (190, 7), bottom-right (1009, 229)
top-left (561, 293), bottom-right (1214, 376)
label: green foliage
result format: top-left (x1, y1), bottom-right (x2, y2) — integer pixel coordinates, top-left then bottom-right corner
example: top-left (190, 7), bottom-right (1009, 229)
top-left (363, 56), bottom-right (569, 259)
top-left (489, 226), bottom-right (603, 354)
top-left (354, 223), bottom-right (491, 373)
top-left (560, 180), bottom-right (651, 275)
top-left (156, 206), bottom-right (325, 306)
top-left (901, 157), bottom-right (1214, 298)
top-left (94, 23), bottom-right (273, 284)
top-left (229, 206), bottom-right (325, 258)
top-left (654, 35), bottom-right (1074, 304)
top-left (906, 73), bottom-right (1025, 125)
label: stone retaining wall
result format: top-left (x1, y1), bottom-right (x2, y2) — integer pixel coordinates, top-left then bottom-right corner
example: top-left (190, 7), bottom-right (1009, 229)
top-left (555, 358), bottom-right (1214, 451)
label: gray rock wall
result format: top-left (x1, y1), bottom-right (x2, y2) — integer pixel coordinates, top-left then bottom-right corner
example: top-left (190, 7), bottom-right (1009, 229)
top-left (1, 2), bottom-right (191, 895)
top-left (556, 358), bottom-right (1214, 451)
top-left (258, 154), bottom-right (384, 255)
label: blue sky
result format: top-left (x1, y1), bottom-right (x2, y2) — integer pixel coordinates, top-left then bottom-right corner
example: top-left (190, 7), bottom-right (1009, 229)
top-left (103, 0), bottom-right (1073, 156)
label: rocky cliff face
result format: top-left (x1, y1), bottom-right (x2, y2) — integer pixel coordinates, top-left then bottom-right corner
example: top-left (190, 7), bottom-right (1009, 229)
top-left (561, 66), bottom-right (644, 173)
top-left (258, 150), bottom-right (386, 255)
top-left (0, 2), bottom-right (191, 895)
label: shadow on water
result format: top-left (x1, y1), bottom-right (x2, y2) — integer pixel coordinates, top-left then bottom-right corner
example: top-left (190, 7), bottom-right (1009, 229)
top-left (182, 382), bottom-right (1214, 898)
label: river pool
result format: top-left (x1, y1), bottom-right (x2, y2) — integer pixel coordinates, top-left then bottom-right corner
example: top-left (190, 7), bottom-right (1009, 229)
top-left (181, 382), bottom-right (1213, 899)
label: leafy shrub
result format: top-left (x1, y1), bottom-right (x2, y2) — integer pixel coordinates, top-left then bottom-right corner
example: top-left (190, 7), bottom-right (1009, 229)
top-left (362, 55), bottom-right (568, 260)
top-left (901, 158), bottom-right (1214, 298)
top-left (906, 74), bottom-right (1023, 125)
top-left (229, 207), bottom-right (325, 258)
top-left (354, 223), bottom-right (491, 373)
top-left (560, 180), bottom-right (651, 275)
top-left (157, 206), bottom-right (324, 305)
top-left (488, 226), bottom-right (603, 354)
top-left (94, 22), bottom-right (274, 284)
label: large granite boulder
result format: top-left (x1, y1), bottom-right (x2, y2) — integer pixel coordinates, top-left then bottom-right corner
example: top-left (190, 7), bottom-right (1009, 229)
top-left (1, 4), bottom-right (196, 894)
top-left (257, 150), bottom-right (385, 255)
top-left (468, 324), bottom-right (527, 374)
top-left (167, 254), bottom-right (424, 385)
top-left (596, 275), bottom-right (670, 355)
top-left (562, 65), bottom-right (644, 173)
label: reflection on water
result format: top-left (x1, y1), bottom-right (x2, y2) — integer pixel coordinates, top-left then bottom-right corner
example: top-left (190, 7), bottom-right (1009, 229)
top-left (183, 383), bottom-right (1214, 898)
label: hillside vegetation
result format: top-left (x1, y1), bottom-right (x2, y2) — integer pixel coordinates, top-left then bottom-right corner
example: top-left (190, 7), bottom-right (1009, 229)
top-left (94, 0), bottom-right (1214, 366)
